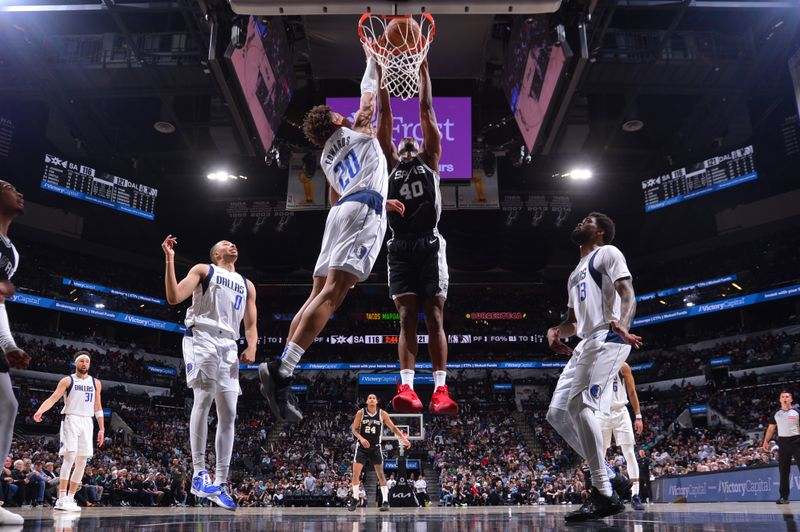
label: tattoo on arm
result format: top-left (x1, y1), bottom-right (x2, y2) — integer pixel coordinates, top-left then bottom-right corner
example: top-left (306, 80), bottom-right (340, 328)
top-left (614, 277), bottom-right (637, 329)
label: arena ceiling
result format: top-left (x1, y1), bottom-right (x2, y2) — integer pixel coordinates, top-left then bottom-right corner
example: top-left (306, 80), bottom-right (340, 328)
top-left (0, 0), bottom-right (798, 278)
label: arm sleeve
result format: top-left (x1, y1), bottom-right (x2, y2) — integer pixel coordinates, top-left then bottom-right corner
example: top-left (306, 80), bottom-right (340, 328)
top-left (598, 245), bottom-right (632, 283)
top-left (0, 304), bottom-right (18, 353)
top-left (360, 57), bottom-right (378, 95)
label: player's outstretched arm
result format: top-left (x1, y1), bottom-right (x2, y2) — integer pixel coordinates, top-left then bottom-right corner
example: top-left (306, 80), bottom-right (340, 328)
top-left (610, 277), bottom-right (643, 349)
top-left (381, 410), bottom-right (411, 448)
top-left (353, 56), bottom-right (378, 133)
top-left (162, 235), bottom-right (208, 305)
top-left (351, 409), bottom-right (369, 448)
top-left (620, 363), bottom-right (643, 434)
top-left (376, 68), bottom-right (399, 167)
top-left (547, 308), bottom-right (577, 355)
top-left (240, 280), bottom-right (258, 363)
top-left (418, 60), bottom-right (441, 170)
top-left (94, 379), bottom-right (105, 447)
top-left (33, 376), bottom-right (70, 422)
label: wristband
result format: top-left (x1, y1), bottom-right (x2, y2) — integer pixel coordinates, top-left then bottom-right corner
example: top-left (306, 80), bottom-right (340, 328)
top-left (635, 414), bottom-right (642, 419)
top-left (95, 410), bottom-right (104, 420)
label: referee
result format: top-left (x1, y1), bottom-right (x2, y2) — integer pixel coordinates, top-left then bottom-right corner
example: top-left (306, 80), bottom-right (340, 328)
top-left (762, 390), bottom-right (800, 504)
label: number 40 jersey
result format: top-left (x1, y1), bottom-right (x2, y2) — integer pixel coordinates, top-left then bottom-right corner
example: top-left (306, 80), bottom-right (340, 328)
top-left (387, 155), bottom-right (441, 237)
top-left (321, 127), bottom-right (388, 200)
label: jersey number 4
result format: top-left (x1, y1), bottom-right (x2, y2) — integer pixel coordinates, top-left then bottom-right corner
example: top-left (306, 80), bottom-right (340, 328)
top-left (399, 180), bottom-right (424, 200)
top-left (335, 150), bottom-right (361, 191)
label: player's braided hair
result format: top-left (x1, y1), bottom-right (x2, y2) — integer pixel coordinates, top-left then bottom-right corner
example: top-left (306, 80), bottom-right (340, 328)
top-left (588, 211), bottom-right (616, 245)
top-left (303, 105), bottom-right (338, 147)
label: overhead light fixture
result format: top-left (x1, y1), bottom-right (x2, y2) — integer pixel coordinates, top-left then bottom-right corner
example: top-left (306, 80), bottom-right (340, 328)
top-left (658, 300), bottom-right (667, 305)
top-left (207, 171), bottom-right (248, 181)
top-left (94, 303), bottom-right (105, 309)
top-left (731, 282), bottom-right (742, 290)
top-left (622, 120), bottom-right (644, 133)
top-left (153, 121), bottom-right (176, 134)
top-left (685, 302), bottom-right (695, 307)
top-left (568, 169), bottom-right (592, 180)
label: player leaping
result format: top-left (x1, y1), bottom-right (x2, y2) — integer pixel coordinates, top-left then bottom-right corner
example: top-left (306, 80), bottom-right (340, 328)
top-left (545, 212), bottom-right (642, 523)
top-left (375, 60), bottom-right (457, 415)
top-left (258, 52), bottom-right (389, 423)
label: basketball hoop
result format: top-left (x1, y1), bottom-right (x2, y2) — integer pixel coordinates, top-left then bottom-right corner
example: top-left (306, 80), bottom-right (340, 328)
top-left (358, 13), bottom-right (436, 101)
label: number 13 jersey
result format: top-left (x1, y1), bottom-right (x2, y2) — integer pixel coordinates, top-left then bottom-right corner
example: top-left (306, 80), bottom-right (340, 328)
top-left (567, 245), bottom-right (632, 339)
top-left (321, 127), bottom-right (388, 200)
top-left (387, 155), bottom-right (441, 237)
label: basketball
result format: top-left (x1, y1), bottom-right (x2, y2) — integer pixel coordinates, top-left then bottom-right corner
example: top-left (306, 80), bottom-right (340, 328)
top-left (384, 17), bottom-right (422, 52)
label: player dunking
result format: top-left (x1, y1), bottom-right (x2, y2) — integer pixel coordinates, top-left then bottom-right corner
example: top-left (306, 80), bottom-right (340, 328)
top-left (376, 60), bottom-right (457, 415)
top-left (34, 352), bottom-right (104, 512)
top-left (259, 53), bottom-right (387, 422)
top-left (545, 212), bottom-right (642, 522)
top-left (162, 236), bottom-right (257, 511)
top-left (596, 362), bottom-right (645, 510)
top-left (347, 394), bottom-right (411, 512)
top-left (0, 181), bottom-right (29, 526)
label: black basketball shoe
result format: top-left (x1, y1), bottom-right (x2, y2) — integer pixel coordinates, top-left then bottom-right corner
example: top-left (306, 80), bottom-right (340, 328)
top-left (380, 501), bottom-right (390, 512)
top-left (565, 495), bottom-right (598, 522)
top-left (346, 497), bottom-right (357, 512)
top-left (593, 487), bottom-right (626, 518)
top-left (258, 360), bottom-right (303, 423)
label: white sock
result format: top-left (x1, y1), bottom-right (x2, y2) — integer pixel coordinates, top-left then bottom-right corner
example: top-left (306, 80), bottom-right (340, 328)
top-left (381, 485), bottom-right (389, 503)
top-left (433, 371), bottom-right (446, 389)
top-left (352, 484), bottom-right (360, 498)
top-left (400, 369), bottom-right (415, 389)
top-left (279, 342), bottom-right (304, 378)
top-left (631, 480), bottom-right (640, 496)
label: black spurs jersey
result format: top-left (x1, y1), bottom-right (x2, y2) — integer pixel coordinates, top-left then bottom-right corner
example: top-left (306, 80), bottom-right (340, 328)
top-left (359, 407), bottom-right (383, 446)
top-left (0, 235), bottom-right (19, 282)
top-left (387, 156), bottom-right (441, 237)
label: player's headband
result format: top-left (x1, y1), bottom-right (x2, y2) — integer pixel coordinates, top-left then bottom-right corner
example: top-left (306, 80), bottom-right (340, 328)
top-left (74, 352), bottom-right (91, 363)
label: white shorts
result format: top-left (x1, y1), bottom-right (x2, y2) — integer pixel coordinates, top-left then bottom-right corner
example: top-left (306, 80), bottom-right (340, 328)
top-left (548, 327), bottom-right (632, 415)
top-left (313, 197), bottom-right (387, 282)
top-left (597, 408), bottom-right (635, 449)
top-left (59, 415), bottom-right (94, 457)
top-left (182, 326), bottom-right (241, 394)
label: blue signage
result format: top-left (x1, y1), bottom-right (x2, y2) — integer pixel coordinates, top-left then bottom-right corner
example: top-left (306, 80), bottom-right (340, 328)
top-left (493, 383), bottom-right (513, 391)
top-left (633, 282), bottom-right (800, 328)
top-left (689, 405), bottom-right (708, 415)
top-left (358, 374), bottom-right (435, 386)
top-left (290, 384), bottom-right (308, 392)
top-left (653, 465), bottom-right (800, 502)
top-left (709, 356), bottom-right (732, 367)
top-left (103, 408), bottom-right (112, 417)
top-left (240, 360), bottom-right (568, 372)
top-left (7, 292), bottom-right (185, 334)
top-left (146, 364), bottom-right (178, 376)
top-left (63, 278), bottom-right (166, 305)
top-left (383, 460), bottom-right (420, 471)
top-left (629, 361), bottom-right (655, 372)
top-left (636, 274), bottom-right (738, 302)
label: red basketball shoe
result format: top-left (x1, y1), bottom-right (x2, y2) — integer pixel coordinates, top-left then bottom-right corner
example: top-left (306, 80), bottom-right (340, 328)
top-left (429, 385), bottom-right (459, 415)
top-left (391, 384), bottom-right (423, 413)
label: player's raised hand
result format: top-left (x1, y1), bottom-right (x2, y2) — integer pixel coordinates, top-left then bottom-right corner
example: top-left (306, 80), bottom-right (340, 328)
top-left (386, 199), bottom-right (405, 217)
top-left (610, 320), bottom-right (643, 349)
top-left (5, 348), bottom-right (30, 370)
top-left (161, 235), bottom-right (177, 259)
top-left (547, 327), bottom-right (573, 355)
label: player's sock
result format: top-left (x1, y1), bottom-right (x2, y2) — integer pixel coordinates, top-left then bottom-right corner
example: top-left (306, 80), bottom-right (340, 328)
top-left (433, 371), bottom-right (446, 389)
top-left (569, 396), bottom-right (611, 497)
top-left (352, 484), bottom-right (360, 499)
top-left (190, 387), bottom-right (215, 476)
top-left (213, 391), bottom-right (237, 485)
top-left (381, 485), bottom-right (389, 503)
top-left (400, 369), bottom-right (415, 389)
top-left (278, 342), bottom-right (304, 378)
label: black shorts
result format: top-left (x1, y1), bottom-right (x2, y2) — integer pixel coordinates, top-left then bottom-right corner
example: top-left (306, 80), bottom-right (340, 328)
top-left (354, 443), bottom-right (383, 465)
top-left (387, 233), bottom-right (448, 300)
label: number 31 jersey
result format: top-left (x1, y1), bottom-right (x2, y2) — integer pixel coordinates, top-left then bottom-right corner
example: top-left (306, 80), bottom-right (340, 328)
top-left (567, 245), bottom-right (632, 339)
top-left (321, 127), bottom-right (388, 200)
top-left (387, 155), bottom-right (441, 237)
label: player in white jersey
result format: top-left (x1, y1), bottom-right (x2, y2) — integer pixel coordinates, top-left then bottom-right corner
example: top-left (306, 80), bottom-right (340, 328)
top-left (162, 236), bottom-right (257, 511)
top-left (34, 351), bottom-right (104, 512)
top-left (259, 51), bottom-right (388, 423)
top-left (596, 362), bottom-right (645, 510)
top-left (0, 180), bottom-right (30, 526)
top-left (545, 212), bottom-right (642, 523)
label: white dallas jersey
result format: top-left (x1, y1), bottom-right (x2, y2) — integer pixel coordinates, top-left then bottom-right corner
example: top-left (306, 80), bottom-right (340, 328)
top-left (610, 374), bottom-right (629, 411)
top-left (61, 374), bottom-right (97, 417)
top-left (321, 127), bottom-right (388, 199)
top-left (567, 245), bottom-right (632, 339)
top-left (184, 265), bottom-right (247, 340)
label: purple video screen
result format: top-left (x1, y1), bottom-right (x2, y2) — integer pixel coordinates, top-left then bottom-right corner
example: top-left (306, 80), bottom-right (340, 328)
top-left (229, 17), bottom-right (292, 153)
top-left (325, 97), bottom-right (472, 181)
top-left (502, 17), bottom-right (566, 153)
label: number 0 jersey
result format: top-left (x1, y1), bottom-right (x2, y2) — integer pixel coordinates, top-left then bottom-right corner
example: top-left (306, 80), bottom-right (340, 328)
top-left (359, 407), bottom-right (383, 446)
top-left (387, 156), bottom-right (441, 237)
top-left (61, 374), bottom-right (97, 417)
top-left (567, 245), bottom-right (632, 339)
top-left (184, 265), bottom-right (248, 340)
top-left (321, 127), bottom-right (388, 200)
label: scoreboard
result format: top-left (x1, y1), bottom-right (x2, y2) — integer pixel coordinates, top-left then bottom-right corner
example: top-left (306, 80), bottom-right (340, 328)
top-left (40, 154), bottom-right (157, 220)
top-left (641, 145), bottom-right (757, 212)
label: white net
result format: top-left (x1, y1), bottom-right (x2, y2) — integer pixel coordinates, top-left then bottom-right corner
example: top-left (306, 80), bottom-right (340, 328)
top-left (358, 13), bottom-right (435, 101)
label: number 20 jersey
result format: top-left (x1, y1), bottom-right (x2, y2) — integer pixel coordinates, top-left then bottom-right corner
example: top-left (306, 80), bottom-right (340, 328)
top-left (321, 127), bottom-right (388, 200)
top-left (387, 156), bottom-right (441, 237)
